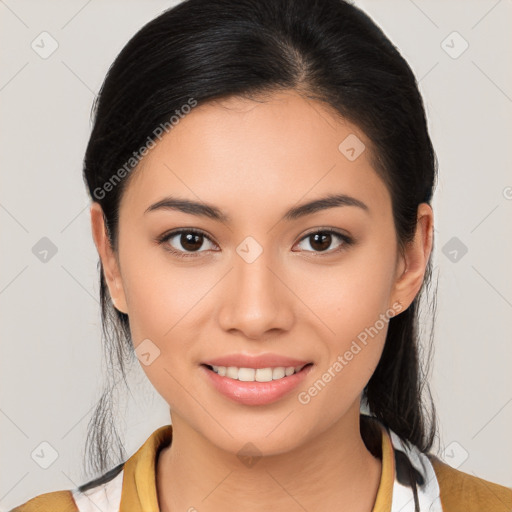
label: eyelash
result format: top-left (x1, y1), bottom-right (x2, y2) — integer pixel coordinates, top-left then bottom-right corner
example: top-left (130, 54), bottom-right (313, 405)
top-left (156, 228), bottom-right (354, 259)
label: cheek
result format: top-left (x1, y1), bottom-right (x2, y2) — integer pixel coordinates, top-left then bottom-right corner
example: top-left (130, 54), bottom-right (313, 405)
top-left (292, 240), bottom-right (396, 400)
top-left (118, 249), bottom-right (217, 399)
top-left (293, 237), bottom-right (397, 340)
top-left (121, 247), bottom-right (213, 342)
top-left (295, 274), bottom-right (392, 422)
top-left (121, 263), bottom-right (201, 409)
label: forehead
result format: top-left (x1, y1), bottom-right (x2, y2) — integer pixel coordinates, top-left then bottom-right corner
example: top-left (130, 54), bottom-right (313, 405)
top-left (119, 90), bottom-right (391, 222)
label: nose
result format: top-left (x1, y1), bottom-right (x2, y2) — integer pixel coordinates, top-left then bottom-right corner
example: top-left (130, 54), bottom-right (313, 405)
top-left (217, 248), bottom-right (294, 340)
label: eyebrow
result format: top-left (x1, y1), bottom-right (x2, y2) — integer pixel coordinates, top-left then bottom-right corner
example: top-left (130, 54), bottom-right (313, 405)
top-left (144, 193), bottom-right (369, 222)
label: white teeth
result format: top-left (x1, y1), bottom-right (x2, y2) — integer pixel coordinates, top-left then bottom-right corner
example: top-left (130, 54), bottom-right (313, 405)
top-left (226, 366), bottom-right (239, 379)
top-left (272, 367), bottom-right (285, 379)
top-left (210, 365), bottom-right (305, 381)
top-left (256, 368), bottom-right (273, 382)
top-left (238, 367), bottom-right (255, 381)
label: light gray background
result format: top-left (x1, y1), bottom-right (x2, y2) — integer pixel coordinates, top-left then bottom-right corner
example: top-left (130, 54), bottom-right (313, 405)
top-left (1, 0), bottom-right (511, 509)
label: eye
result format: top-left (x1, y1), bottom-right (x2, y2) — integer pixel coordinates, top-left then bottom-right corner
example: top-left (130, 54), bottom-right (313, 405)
top-left (157, 229), bottom-right (217, 258)
top-left (156, 227), bottom-right (354, 259)
top-left (294, 229), bottom-right (353, 255)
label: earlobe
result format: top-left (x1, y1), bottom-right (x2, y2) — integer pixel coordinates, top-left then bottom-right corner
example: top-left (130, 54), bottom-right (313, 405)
top-left (90, 202), bottom-right (129, 314)
top-left (390, 203), bottom-right (434, 311)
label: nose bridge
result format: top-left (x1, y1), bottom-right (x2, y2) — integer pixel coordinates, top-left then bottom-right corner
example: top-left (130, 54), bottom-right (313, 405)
top-left (217, 239), bottom-right (292, 337)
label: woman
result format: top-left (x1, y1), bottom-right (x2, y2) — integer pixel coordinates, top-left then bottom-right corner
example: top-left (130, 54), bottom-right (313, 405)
top-left (11, 0), bottom-right (512, 511)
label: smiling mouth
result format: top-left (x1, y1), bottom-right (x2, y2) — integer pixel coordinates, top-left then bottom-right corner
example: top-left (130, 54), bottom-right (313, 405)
top-left (202, 363), bottom-right (313, 382)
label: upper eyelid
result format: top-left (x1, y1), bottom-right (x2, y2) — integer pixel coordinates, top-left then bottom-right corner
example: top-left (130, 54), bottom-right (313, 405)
top-left (299, 227), bottom-right (349, 238)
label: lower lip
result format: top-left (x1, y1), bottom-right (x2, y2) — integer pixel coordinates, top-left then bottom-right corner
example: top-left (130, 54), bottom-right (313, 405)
top-left (200, 364), bottom-right (314, 406)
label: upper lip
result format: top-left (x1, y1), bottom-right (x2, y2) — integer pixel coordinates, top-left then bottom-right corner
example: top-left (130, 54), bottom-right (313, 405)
top-left (202, 353), bottom-right (312, 369)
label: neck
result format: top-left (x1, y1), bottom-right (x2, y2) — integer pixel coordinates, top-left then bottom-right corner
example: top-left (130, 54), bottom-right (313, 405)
top-left (156, 407), bottom-right (382, 512)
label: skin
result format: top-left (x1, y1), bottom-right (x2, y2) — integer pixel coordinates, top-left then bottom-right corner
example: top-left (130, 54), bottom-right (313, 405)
top-left (91, 90), bottom-right (433, 512)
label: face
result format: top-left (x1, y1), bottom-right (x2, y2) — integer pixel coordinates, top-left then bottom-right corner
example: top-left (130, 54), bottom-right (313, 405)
top-left (91, 90), bottom-right (432, 456)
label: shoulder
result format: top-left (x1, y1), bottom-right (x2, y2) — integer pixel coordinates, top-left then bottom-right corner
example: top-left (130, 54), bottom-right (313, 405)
top-left (9, 490), bottom-right (79, 512)
top-left (428, 454), bottom-right (512, 512)
top-left (71, 465), bottom-right (124, 512)
top-left (9, 463), bottom-right (125, 512)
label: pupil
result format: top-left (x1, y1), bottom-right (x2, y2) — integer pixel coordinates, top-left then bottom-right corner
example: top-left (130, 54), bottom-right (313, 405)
top-left (182, 233), bottom-right (202, 251)
top-left (311, 233), bottom-right (331, 252)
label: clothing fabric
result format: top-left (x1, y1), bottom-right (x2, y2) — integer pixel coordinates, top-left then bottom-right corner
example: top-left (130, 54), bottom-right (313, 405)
top-left (10, 416), bottom-right (512, 511)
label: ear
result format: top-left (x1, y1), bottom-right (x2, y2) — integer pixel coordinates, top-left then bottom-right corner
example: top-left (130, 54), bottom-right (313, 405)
top-left (90, 202), bottom-right (129, 314)
top-left (391, 202), bottom-right (434, 311)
